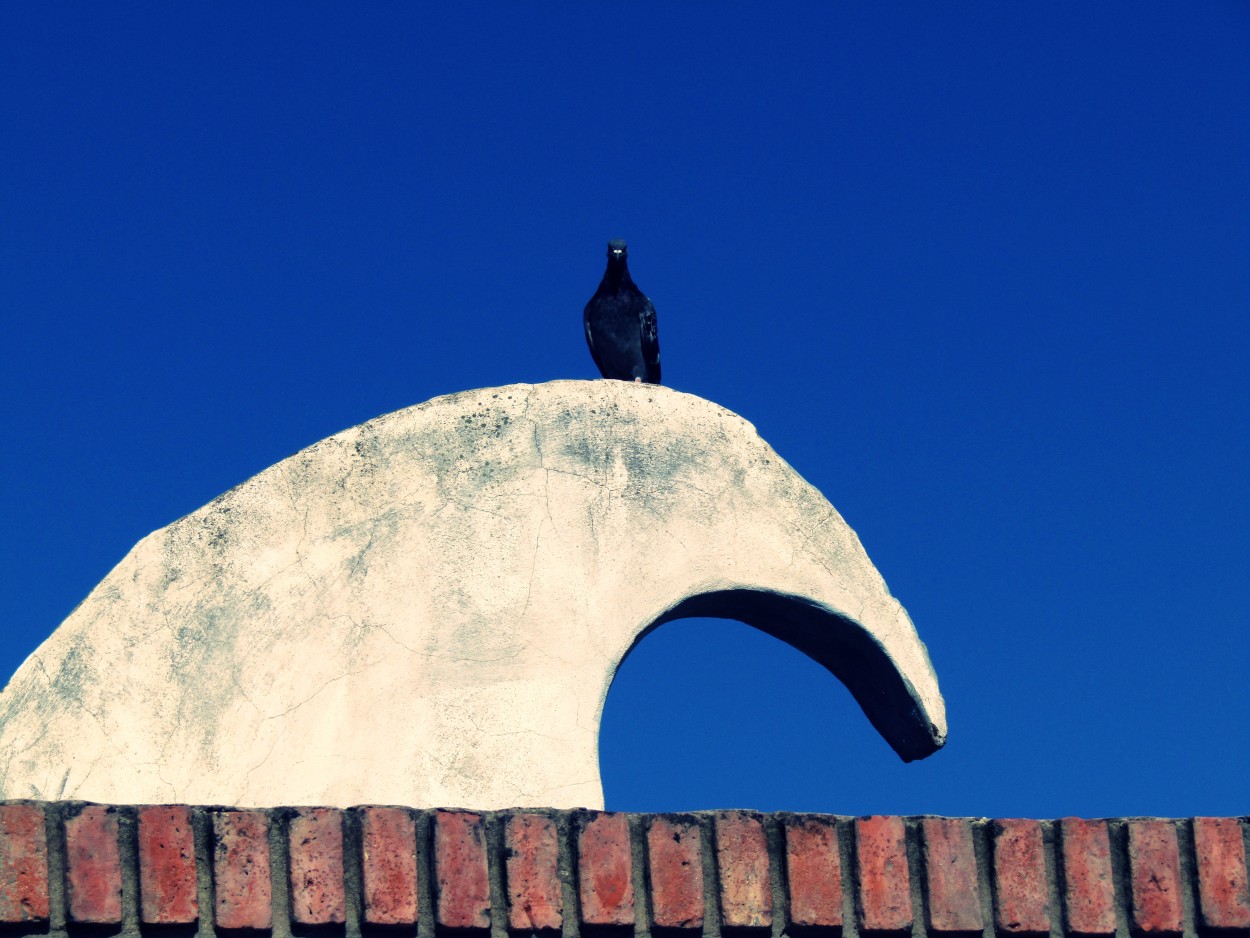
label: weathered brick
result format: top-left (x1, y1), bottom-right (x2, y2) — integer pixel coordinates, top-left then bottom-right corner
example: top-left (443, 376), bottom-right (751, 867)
top-left (435, 810), bottom-right (490, 930)
top-left (138, 805), bottom-right (198, 924)
top-left (213, 809), bottom-right (272, 930)
top-left (0, 803), bottom-right (49, 923)
top-left (578, 812), bottom-right (634, 926)
top-left (1192, 817), bottom-right (1250, 930)
top-left (855, 816), bottom-right (911, 934)
top-left (361, 806), bottom-right (419, 926)
top-left (922, 818), bottom-right (983, 934)
top-left (1059, 818), bottom-right (1115, 936)
top-left (65, 805), bottom-right (123, 925)
top-left (647, 816), bottom-right (703, 930)
top-left (1127, 820), bottom-right (1182, 935)
top-left (506, 813), bottom-right (563, 932)
top-left (990, 819), bottom-right (1049, 936)
top-left (715, 811), bottom-right (771, 928)
top-left (784, 815), bottom-right (842, 929)
top-left (289, 807), bottom-right (345, 926)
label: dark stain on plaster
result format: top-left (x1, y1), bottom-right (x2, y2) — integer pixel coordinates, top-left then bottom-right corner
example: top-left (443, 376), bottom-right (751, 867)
top-left (47, 647), bottom-right (88, 710)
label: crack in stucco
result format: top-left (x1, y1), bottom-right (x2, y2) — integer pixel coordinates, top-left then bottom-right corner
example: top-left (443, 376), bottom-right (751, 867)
top-left (365, 621), bottom-right (430, 657)
top-left (519, 517), bottom-right (544, 625)
top-left (444, 498), bottom-right (511, 520)
top-left (231, 671), bottom-right (263, 715)
top-left (437, 700), bottom-right (574, 742)
top-left (517, 421), bottom-right (556, 626)
top-left (241, 733), bottom-right (282, 797)
top-left (543, 465), bottom-right (608, 489)
top-left (259, 657), bottom-right (370, 723)
top-left (59, 697), bottom-right (135, 800)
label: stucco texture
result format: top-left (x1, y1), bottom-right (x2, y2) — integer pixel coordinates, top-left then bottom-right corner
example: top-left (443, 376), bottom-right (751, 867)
top-left (0, 381), bottom-right (945, 808)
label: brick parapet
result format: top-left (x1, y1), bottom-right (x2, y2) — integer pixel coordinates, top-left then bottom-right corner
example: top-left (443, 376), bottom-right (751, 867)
top-left (0, 805), bottom-right (1246, 938)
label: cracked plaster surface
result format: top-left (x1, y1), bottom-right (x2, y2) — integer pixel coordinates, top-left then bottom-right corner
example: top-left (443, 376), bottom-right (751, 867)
top-left (0, 380), bottom-right (945, 809)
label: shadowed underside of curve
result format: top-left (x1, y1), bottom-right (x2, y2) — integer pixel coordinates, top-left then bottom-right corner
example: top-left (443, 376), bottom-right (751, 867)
top-left (647, 589), bottom-right (945, 762)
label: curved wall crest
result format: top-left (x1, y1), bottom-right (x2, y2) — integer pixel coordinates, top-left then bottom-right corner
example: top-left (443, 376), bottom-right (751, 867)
top-left (0, 381), bottom-right (946, 808)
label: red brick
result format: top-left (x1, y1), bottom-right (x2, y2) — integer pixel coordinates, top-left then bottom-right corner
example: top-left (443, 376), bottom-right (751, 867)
top-left (855, 816), bottom-right (911, 934)
top-left (1192, 817), bottom-right (1250, 930)
top-left (784, 815), bottom-right (842, 928)
top-left (361, 807), bottom-right (419, 926)
top-left (65, 805), bottom-right (123, 925)
top-left (990, 819), bottom-right (1049, 936)
top-left (715, 811), bottom-right (771, 928)
top-left (289, 807), bottom-right (345, 926)
top-left (648, 816), bottom-right (703, 930)
top-left (1059, 818), bottom-right (1115, 936)
top-left (922, 818), bottom-right (983, 933)
top-left (577, 812), bottom-right (634, 926)
top-left (0, 803), bottom-right (49, 923)
top-left (506, 813), bottom-right (563, 931)
top-left (434, 811), bottom-right (490, 930)
top-left (137, 805), bottom-right (198, 924)
top-left (1127, 820), bottom-right (1183, 935)
top-left (213, 809), bottom-right (272, 930)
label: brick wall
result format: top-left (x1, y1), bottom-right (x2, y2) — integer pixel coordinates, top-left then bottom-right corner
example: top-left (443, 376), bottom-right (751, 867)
top-left (1, 804), bottom-right (1247, 938)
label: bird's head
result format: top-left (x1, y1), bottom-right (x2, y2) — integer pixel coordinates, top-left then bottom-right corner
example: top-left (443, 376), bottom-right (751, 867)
top-left (607, 239), bottom-right (628, 260)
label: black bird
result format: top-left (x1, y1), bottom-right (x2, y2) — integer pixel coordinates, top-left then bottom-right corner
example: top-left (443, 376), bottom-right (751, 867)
top-left (583, 240), bottom-right (661, 384)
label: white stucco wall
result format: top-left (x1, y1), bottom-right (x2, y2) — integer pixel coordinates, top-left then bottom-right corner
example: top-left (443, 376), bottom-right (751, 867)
top-left (0, 381), bottom-right (945, 808)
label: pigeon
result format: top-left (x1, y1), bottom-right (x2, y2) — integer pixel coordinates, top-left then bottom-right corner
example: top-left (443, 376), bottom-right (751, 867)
top-left (583, 239), bottom-right (661, 384)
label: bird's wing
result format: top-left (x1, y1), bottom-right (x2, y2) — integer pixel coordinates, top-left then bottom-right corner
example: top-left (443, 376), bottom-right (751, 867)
top-left (640, 296), bottom-right (659, 364)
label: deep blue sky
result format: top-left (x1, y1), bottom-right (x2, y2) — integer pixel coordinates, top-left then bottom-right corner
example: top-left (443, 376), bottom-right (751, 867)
top-left (2, 5), bottom-right (1247, 819)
